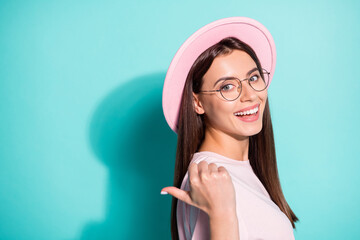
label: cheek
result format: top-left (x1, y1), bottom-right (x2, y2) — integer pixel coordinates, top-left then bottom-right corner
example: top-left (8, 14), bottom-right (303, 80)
top-left (261, 90), bottom-right (268, 100)
top-left (204, 100), bottom-right (236, 121)
top-left (260, 93), bottom-right (267, 116)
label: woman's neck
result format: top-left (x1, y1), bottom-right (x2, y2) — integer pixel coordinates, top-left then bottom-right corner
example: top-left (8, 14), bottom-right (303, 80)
top-left (197, 127), bottom-right (249, 161)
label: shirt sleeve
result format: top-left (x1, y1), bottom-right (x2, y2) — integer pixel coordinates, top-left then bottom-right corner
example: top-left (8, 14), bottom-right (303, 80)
top-left (177, 171), bottom-right (210, 240)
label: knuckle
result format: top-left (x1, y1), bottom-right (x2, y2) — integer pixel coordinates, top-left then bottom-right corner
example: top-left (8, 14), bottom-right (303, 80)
top-left (198, 160), bottom-right (208, 167)
top-left (189, 162), bottom-right (198, 169)
top-left (221, 173), bottom-right (230, 179)
top-left (189, 176), bottom-right (200, 185)
top-left (209, 172), bottom-right (219, 178)
top-left (218, 167), bottom-right (230, 178)
top-left (199, 171), bottom-right (209, 181)
top-left (208, 163), bottom-right (217, 168)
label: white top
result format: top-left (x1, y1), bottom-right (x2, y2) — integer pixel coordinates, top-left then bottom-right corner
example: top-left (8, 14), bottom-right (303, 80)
top-left (176, 151), bottom-right (295, 240)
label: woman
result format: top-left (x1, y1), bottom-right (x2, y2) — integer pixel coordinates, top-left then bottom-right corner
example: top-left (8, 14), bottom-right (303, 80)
top-left (161, 17), bottom-right (299, 240)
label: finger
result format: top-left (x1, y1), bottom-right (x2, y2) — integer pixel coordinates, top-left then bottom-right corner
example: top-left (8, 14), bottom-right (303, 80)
top-left (198, 160), bottom-right (209, 178)
top-left (218, 166), bottom-right (230, 178)
top-left (161, 186), bottom-right (193, 206)
top-left (188, 162), bottom-right (199, 184)
top-left (208, 163), bottom-right (218, 175)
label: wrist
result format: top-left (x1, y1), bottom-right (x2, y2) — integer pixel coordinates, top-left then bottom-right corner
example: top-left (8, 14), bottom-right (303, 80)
top-left (208, 209), bottom-right (240, 240)
top-left (208, 208), bottom-right (237, 221)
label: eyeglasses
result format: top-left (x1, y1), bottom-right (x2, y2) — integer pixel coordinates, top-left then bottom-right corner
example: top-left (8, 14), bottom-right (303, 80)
top-left (198, 68), bottom-right (270, 101)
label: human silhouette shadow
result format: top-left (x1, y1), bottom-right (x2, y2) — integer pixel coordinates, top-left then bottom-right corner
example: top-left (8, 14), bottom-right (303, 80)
top-left (80, 72), bottom-right (177, 239)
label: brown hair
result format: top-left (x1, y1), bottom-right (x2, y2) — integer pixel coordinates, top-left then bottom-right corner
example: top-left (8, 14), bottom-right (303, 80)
top-left (170, 36), bottom-right (298, 239)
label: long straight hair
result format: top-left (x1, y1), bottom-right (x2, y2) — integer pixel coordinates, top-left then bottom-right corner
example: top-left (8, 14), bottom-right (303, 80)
top-left (170, 37), bottom-right (298, 239)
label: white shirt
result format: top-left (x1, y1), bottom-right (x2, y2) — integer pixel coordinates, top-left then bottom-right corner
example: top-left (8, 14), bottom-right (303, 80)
top-left (176, 151), bottom-right (295, 240)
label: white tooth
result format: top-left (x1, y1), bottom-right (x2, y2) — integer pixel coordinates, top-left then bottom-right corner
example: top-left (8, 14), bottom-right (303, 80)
top-left (237, 106), bottom-right (259, 116)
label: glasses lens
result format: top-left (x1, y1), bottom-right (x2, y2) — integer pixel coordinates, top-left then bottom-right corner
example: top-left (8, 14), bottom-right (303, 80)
top-left (249, 69), bottom-right (269, 91)
top-left (220, 79), bottom-right (241, 101)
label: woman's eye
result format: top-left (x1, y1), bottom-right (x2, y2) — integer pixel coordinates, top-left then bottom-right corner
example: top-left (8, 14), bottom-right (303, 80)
top-left (250, 74), bottom-right (259, 82)
top-left (221, 84), bottom-right (235, 91)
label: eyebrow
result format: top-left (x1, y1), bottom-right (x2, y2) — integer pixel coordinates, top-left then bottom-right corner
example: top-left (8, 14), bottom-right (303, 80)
top-left (213, 67), bottom-right (258, 87)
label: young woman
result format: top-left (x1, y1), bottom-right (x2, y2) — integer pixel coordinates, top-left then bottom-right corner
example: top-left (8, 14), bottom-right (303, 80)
top-left (161, 17), bottom-right (299, 240)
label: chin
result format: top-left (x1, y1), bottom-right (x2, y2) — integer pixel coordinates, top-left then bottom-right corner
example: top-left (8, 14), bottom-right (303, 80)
top-left (249, 126), bottom-right (263, 136)
top-left (222, 128), bottom-right (259, 140)
top-left (243, 129), bottom-right (262, 137)
top-left (237, 123), bottom-right (263, 137)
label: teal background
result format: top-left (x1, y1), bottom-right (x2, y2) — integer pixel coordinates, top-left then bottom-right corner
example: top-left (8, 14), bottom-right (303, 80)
top-left (0, 0), bottom-right (359, 239)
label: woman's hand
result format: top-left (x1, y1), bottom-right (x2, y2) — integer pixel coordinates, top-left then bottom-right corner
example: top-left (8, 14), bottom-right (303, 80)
top-left (161, 160), bottom-right (236, 217)
top-left (162, 161), bottom-right (240, 239)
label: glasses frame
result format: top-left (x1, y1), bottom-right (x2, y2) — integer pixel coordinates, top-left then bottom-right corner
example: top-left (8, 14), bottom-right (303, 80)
top-left (198, 68), bottom-right (270, 101)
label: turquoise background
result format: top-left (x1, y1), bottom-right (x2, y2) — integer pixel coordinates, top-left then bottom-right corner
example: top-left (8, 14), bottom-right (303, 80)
top-left (0, 0), bottom-right (359, 239)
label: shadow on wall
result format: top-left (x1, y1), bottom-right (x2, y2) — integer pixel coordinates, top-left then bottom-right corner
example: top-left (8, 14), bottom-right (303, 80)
top-left (81, 72), bottom-right (177, 239)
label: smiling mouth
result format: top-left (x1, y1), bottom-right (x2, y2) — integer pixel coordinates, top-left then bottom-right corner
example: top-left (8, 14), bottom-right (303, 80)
top-left (234, 104), bottom-right (259, 117)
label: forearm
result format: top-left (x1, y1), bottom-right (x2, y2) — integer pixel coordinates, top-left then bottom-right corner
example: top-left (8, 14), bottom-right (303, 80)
top-left (209, 211), bottom-right (240, 240)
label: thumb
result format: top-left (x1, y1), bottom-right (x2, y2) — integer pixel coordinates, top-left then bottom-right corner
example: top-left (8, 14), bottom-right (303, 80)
top-left (161, 186), bottom-right (193, 206)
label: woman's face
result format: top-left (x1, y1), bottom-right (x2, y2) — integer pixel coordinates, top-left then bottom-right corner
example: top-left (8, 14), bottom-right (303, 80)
top-left (193, 49), bottom-right (268, 138)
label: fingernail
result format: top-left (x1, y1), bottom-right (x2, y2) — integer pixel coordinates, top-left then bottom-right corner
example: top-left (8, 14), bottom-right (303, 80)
top-left (160, 191), bottom-right (168, 195)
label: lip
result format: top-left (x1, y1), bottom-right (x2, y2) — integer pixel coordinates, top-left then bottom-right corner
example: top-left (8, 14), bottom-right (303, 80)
top-left (236, 108), bottom-right (259, 122)
top-left (234, 103), bottom-right (260, 123)
top-left (236, 103), bottom-right (260, 113)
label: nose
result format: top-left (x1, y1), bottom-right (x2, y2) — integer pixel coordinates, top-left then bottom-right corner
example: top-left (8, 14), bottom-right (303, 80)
top-left (239, 81), bottom-right (257, 102)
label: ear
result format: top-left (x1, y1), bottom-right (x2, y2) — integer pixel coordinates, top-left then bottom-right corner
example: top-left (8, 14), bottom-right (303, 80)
top-left (192, 92), bottom-right (205, 115)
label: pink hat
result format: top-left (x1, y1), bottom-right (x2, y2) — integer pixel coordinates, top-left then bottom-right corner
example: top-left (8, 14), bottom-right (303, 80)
top-left (162, 16), bottom-right (276, 133)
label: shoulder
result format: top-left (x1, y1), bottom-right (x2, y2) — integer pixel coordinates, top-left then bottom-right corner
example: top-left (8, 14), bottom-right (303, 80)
top-left (180, 152), bottom-right (234, 190)
top-left (190, 152), bottom-right (230, 168)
